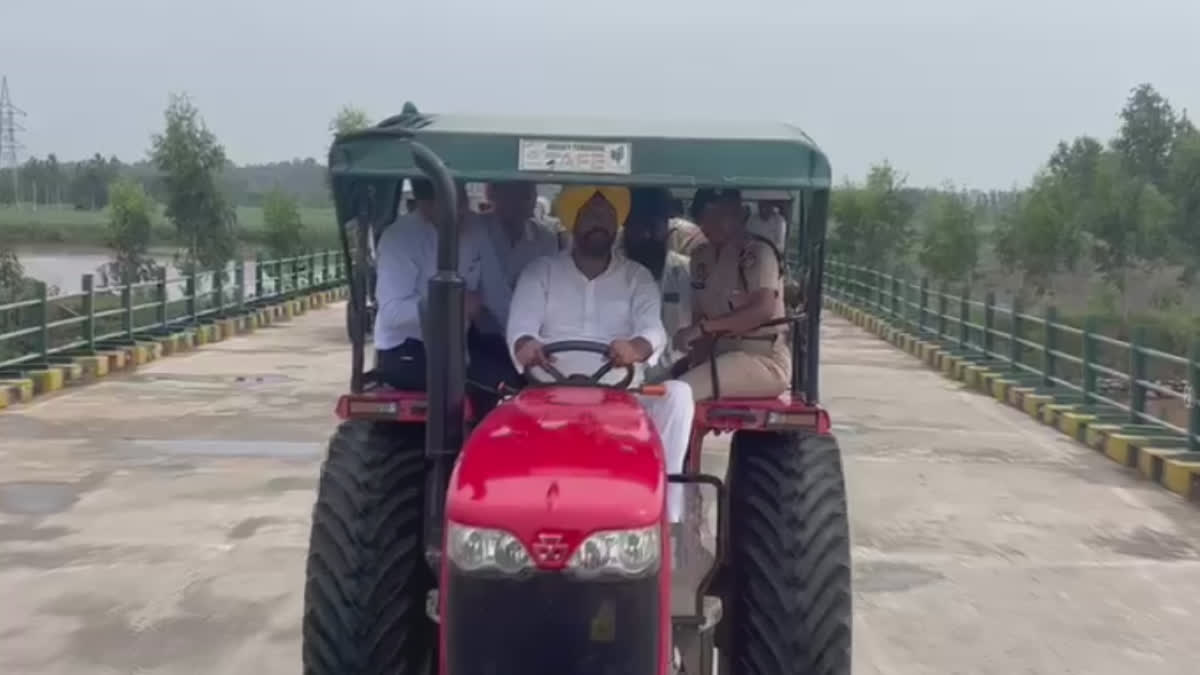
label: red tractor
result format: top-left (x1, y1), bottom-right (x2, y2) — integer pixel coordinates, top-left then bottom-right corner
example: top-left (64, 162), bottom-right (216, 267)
top-left (305, 107), bottom-right (851, 674)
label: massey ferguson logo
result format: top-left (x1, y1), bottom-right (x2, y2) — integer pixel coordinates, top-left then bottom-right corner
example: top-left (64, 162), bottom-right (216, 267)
top-left (531, 533), bottom-right (569, 564)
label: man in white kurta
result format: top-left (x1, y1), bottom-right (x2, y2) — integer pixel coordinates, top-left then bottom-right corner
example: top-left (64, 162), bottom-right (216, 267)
top-left (506, 185), bottom-right (693, 522)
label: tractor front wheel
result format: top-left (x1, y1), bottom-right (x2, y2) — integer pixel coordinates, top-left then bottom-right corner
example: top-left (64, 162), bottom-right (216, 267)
top-left (725, 430), bottom-right (852, 675)
top-left (302, 420), bottom-right (434, 675)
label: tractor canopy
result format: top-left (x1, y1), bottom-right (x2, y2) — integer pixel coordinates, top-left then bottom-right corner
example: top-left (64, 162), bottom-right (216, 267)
top-left (330, 103), bottom-right (833, 401)
top-left (328, 106), bottom-right (831, 188)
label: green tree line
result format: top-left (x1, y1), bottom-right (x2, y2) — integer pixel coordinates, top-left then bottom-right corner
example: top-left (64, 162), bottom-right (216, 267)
top-left (831, 83), bottom-right (1200, 348)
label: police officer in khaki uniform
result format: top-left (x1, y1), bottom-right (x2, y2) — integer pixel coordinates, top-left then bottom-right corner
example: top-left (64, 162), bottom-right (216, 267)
top-left (672, 188), bottom-right (790, 400)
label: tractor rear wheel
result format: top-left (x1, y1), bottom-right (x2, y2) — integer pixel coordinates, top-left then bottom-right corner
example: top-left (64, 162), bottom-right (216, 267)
top-left (302, 420), bottom-right (434, 675)
top-left (725, 430), bottom-right (851, 675)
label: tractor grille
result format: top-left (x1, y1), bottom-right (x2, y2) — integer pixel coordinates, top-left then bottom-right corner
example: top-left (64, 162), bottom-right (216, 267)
top-left (443, 568), bottom-right (661, 675)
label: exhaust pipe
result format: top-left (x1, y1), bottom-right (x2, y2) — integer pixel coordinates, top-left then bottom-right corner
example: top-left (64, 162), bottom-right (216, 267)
top-left (411, 141), bottom-right (466, 571)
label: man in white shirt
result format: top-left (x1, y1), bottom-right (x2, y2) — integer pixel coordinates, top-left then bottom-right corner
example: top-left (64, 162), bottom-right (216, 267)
top-left (507, 185), bottom-right (694, 522)
top-left (744, 199), bottom-right (788, 253)
top-left (621, 187), bottom-right (693, 382)
top-left (668, 197), bottom-right (707, 257)
top-left (468, 181), bottom-right (564, 411)
top-left (373, 179), bottom-right (483, 390)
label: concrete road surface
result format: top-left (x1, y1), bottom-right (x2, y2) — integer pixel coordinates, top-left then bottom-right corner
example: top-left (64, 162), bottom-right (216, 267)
top-left (1, 304), bottom-right (1199, 674)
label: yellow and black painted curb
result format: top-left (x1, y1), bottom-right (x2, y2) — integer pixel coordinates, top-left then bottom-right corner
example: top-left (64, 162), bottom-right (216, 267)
top-left (0, 286), bottom-right (349, 411)
top-left (825, 297), bottom-right (1200, 505)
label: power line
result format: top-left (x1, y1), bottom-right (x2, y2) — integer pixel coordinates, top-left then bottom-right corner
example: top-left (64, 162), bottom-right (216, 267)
top-left (0, 76), bottom-right (28, 204)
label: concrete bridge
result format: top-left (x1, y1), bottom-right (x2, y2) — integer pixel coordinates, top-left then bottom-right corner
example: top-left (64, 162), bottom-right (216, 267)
top-left (2, 296), bottom-right (1200, 674)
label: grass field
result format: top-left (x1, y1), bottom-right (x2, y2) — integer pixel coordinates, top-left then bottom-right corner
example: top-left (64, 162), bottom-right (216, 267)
top-left (0, 204), bottom-right (340, 248)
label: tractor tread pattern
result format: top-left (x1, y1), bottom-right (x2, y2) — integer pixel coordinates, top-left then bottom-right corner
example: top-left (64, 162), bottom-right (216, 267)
top-left (302, 420), bottom-right (431, 675)
top-left (728, 431), bottom-right (852, 675)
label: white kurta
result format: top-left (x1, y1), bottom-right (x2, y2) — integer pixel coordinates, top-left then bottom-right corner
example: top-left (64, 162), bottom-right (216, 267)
top-left (505, 250), bottom-right (692, 522)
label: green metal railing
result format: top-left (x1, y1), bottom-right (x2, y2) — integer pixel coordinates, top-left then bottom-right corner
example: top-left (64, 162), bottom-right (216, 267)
top-left (825, 260), bottom-right (1200, 453)
top-left (0, 250), bottom-right (346, 373)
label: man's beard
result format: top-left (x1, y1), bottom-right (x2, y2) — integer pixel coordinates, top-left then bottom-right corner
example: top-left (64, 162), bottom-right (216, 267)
top-left (576, 229), bottom-right (614, 257)
top-left (623, 239), bottom-right (666, 280)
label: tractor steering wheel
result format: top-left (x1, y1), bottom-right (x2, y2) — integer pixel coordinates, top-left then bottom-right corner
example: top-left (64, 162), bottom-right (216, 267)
top-left (525, 340), bottom-right (637, 389)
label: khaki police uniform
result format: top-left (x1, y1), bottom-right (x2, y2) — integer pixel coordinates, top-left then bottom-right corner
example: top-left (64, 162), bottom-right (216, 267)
top-left (676, 235), bottom-right (790, 400)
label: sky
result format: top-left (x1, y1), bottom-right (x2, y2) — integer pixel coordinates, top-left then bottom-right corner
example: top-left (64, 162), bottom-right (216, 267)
top-left (3, 0), bottom-right (1198, 190)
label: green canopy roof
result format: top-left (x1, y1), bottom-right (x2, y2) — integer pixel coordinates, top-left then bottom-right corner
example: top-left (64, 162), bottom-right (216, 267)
top-left (329, 106), bottom-right (831, 190)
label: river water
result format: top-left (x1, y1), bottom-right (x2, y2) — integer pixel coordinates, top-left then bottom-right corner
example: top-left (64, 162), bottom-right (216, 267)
top-left (13, 245), bottom-right (270, 299)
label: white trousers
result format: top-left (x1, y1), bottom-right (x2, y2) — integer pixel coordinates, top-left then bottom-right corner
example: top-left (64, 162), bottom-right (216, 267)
top-left (636, 380), bottom-right (694, 522)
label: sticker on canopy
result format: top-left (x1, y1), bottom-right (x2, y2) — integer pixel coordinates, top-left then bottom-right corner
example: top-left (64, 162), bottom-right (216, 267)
top-left (519, 139), bottom-right (632, 175)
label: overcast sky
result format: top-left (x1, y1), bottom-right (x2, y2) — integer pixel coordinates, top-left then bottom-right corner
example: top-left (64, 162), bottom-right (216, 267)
top-left (3, 0), bottom-right (1198, 189)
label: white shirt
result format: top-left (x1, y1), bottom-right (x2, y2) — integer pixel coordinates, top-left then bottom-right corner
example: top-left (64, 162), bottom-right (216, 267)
top-left (474, 214), bottom-right (562, 336)
top-left (647, 250), bottom-right (693, 381)
top-left (745, 212), bottom-right (787, 251)
top-left (373, 212), bottom-right (482, 350)
top-left (506, 251), bottom-right (667, 387)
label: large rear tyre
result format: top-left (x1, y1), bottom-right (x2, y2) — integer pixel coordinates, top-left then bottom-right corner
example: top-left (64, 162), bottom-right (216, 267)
top-left (725, 430), bottom-right (852, 675)
top-left (302, 420), bottom-right (434, 675)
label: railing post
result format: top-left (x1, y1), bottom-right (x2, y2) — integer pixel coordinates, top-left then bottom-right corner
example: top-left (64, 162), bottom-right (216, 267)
top-left (984, 291), bottom-right (995, 358)
top-left (936, 284), bottom-right (948, 341)
top-left (254, 252), bottom-right (264, 301)
top-left (958, 286), bottom-right (969, 350)
top-left (156, 267), bottom-right (168, 330)
top-left (1188, 340), bottom-right (1199, 453)
top-left (917, 278), bottom-right (928, 338)
top-left (890, 276), bottom-right (900, 321)
top-left (1129, 325), bottom-right (1147, 424)
top-left (236, 259), bottom-right (246, 312)
top-left (187, 267), bottom-right (198, 325)
top-left (1043, 305), bottom-right (1058, 388)
top-left (37, 281), bottom-right (49, 361)
top-left (878, 266), bottom-right (888, 314)
top-left (122, 281), bottom-right (134, 341)
top-left (1010, 297), bottom-right (1022, 372)
top-left (81, 274), bottom-right (95, 353)
top-left (214, 263), bottom-right (226, 318)
top-left (1082, 316), bottom-right (1097, 406)
top-left (308, 252), bottom-right (316, 289)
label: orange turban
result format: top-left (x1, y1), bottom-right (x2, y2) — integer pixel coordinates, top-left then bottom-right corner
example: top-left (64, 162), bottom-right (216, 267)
top-left (555, 185), bottom-right (631, 232)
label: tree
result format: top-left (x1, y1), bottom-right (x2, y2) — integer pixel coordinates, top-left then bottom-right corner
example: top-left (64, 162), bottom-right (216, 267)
top-left (993, 172), bottom-right (1081, 299)
top-left (262, 188), bottom-right (306, 257)
top-left (1112, 84), bottom-right (1177, 188)
top-left (65, 154), bottom-right (121, 210)
top-left (150, 93), bottom-right (237, 272)
top-left (100, 178), bottom-right (160, 286)
top-left (918, 190), bottom-right (979, 284)
top-left (829, 161), bottom-right (915, 270)
top-left (1084, 152), bottom-right (1173, 318)
top-left (1166, 119), bottom-right (1200, 278)
top-left (330, 105), bottom-right (371, 135)
top-left (0, 247), bottom-right (26, 302)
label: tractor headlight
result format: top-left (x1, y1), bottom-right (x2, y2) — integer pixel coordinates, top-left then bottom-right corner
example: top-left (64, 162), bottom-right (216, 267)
top-left (567, 526), bottom-right (661, 578)
top-left (447, 523), bottom-right (533, 574)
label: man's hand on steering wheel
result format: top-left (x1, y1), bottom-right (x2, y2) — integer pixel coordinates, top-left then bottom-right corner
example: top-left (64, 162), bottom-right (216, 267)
top-left (519, 340), bottom-right (639, 389)
top-left (514, 336), bottom-right (554, 370)
top-left (608, 337), bottom-right (653, 367)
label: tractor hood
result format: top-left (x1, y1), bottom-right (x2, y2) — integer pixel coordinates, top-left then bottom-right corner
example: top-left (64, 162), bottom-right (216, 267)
top-left (446, 386), bottom-right (666, 541)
